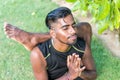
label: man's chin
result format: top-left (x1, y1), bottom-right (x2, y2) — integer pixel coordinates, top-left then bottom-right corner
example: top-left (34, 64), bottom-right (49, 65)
top-left (69, 40), bottom-right (77, 45)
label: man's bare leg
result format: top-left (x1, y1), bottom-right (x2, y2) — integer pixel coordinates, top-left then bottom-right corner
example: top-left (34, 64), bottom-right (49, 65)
top-left (75, 22), bottom-right (92, 47)
top-left (4, 22), bottom-right (51, 51)
top-left (4, 22), bottom-right (92, 51)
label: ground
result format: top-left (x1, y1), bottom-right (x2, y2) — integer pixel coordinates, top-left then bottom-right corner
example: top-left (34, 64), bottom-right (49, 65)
top-left (52, 0), bottom-right (120, 57)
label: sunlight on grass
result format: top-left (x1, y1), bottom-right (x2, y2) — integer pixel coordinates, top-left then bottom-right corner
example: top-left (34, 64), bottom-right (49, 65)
top-left (0, 0), bottom-right (120, 80)
top-left (0, 0), bottom-right (58, 80)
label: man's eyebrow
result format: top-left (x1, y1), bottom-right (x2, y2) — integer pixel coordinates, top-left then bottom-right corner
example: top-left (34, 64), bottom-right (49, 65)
top-left (61, 24), bottom-right (69, 28)
top-left (61, 22), bottom-right (76, 28)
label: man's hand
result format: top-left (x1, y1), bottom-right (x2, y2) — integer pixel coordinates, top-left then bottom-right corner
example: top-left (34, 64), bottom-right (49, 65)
top-left (67, 53), bottom-right (85, 80)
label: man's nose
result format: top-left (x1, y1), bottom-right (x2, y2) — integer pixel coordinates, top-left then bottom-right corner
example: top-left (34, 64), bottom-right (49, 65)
top-left (69, 26), bottom-right (76, 34)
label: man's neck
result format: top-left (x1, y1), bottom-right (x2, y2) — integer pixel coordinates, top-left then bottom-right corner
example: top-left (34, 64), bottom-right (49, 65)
top-left (51, 39), bottom-right (71, 52)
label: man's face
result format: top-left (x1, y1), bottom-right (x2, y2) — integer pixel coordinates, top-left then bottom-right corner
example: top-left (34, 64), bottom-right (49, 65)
top-left (50, 14), bottom-right (77, 45)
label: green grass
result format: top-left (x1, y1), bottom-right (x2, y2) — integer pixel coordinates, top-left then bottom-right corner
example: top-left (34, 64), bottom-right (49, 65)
top-left (0, 0), bottom-right (58, 80)
top-left (92, 36), bottom-right (120, 80)
top-left (0, 0), bottom-right (120, 80)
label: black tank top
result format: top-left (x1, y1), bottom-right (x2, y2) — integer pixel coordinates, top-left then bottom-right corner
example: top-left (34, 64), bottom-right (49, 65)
top-left (38, 37), bottom-right (85, 80)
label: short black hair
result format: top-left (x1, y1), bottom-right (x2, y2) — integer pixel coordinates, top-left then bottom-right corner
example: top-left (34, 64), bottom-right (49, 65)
top-left (45, 7), bottom-right (72, 29)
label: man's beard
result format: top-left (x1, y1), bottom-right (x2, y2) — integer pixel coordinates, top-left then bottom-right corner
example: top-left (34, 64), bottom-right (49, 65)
top-left (59, 38), bottom-right (77, 46)
top-left (68, 39), bottom-right (77, 45)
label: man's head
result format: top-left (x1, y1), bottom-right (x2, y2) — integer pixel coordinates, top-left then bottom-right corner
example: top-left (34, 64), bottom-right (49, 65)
top-left (45, 7), bottom-right (77, 45)
top-left (45, 7), bottom-right (72, 29)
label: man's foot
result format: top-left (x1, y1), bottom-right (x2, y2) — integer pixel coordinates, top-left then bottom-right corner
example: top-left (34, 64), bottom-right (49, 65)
top-left (4, 22), bottom-right (32, 51)
top-left (4, 22), bottom-right (51, 51)
top-left (4, 22), bottom-right (22, 41)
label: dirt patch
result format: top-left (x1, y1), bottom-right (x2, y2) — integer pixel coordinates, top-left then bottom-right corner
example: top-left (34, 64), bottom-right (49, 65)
top-left (52, 0), bottom-right (120, 57)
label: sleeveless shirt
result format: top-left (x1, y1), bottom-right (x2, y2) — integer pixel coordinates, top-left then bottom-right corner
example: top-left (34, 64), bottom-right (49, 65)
top-left (38, 37), bottom-right (85, 80)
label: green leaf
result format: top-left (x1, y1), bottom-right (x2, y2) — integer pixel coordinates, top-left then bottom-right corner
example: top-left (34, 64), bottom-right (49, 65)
top-left (97, 21), bottom-right (109, 34)
top-left (96, 0), bottom-right (110, 20)
top-left (66, 0), bottom-right (77, 3)
top-left (65, 0), bottom-right (120, 33)
top-left (79, 0), bottom-right (88, 11)
top-left (114, 4), bottom-right (120, 29)
top-left (108, 21), bottom-right (114, 31)
top-left (114, 20), bottom-right (120, 29)
top-left (88, 3), bottom-right (99, 17)
top-left (99, 25), bottom-right (108, 34)
top-left (114, 0), bottom-right (120, 8)
top-left (71, 0), bottom-right (80, 12)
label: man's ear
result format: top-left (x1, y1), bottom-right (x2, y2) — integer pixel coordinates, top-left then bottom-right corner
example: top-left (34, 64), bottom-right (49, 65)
top-left (50, 29), bottom-right (56, 38)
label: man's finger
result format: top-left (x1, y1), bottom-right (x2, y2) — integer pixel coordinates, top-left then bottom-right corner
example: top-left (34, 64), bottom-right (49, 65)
top-left (74, 54), bottom-right (79, 63)
top-left (76, 57), bottom-right (81, 68)
top-left (71, 54), bottom-right (74, 63)
top-left (80, 66), bottom-right (86, 71)
top-left (67, 55), bottom-right (70, 67)
top-left (67, 55), bottom-right (72, 67)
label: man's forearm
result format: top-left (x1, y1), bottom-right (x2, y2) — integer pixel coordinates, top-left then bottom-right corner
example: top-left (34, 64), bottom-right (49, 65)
top-left (55, 72), bottom-right (74, 80)
top-left (80, 70), bottom-right (97, 80)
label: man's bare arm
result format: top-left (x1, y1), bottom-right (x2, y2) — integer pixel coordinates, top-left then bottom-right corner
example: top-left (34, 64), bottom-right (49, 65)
top-left (75, 22), bottom-right (92, 47)
top-left (30, 47), bottom-right (48, 80)
top-left (80, 43), bottom-right (97, 80)
top-left (75, 22), bottom-right (97, 80)
top-left (4, 22), bottom-right (51, 51)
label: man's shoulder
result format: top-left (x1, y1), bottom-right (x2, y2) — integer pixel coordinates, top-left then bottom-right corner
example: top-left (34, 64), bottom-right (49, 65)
top-left (30, 47), bottom-right (41, 60)
top-left (30, 46), bottom-right (47, 67)
top-left (31, 47), bottom-right (41, 54)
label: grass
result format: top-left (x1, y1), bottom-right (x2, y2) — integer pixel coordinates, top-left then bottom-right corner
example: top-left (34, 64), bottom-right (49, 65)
top-left (92, 36), bottom-right (120, 80)
top-left (0, 0), bottom-right (120, 80)
top-left (0, 0), bottom-right (58, 80)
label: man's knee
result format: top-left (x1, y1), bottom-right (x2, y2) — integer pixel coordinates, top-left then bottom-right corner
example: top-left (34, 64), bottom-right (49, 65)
top-left (75, 22), bottom-right (92, 38)
top-left (75, 22), bottom-right (92, 46)
top-left (80, 22), bottom-right (92, 36)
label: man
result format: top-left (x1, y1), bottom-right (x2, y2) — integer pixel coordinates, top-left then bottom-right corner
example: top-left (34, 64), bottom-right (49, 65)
top-left (4, 7), bottom-right (97, 80)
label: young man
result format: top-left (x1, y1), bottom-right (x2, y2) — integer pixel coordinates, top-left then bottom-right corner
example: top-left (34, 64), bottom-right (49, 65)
top-left (4, 7), bottom-right (97, 80)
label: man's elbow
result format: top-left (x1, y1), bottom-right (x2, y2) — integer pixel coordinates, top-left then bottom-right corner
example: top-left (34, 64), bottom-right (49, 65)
top-left (82, 70), bottom-right (97, 80)
top-left (91, 71), bottom-right (97, 80)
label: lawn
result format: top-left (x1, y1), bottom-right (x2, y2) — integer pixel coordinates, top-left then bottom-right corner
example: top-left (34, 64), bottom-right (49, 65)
top-left (0, 0), bottom-right (120, 80)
